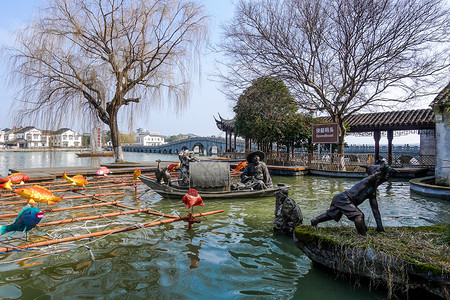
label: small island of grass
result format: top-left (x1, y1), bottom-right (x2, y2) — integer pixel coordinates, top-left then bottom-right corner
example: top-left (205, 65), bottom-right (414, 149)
top-left (294, 224), bottom-right (449, 299)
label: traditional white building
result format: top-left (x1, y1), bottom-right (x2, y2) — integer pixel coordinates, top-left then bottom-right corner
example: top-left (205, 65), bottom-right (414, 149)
top-left (135, 129), bottom-right (166, 146)
top-left (48, 128), bottom-right (82, 147)
top-left (3, 126), bottom-right (82, 148)
top-left (0, 129), bottom-right (5, 146)
top-left (5, 126), bottom-right (46, 148)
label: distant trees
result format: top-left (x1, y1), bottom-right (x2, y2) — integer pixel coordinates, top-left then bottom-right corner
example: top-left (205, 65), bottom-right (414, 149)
top-left (221, 0), bottom-right (450, 154)
top-left (276, 112), bottom-right (323, 154)
top-left (5, 0), bottom-right (208, 162)
top-left (234, 76), bottom-right (318, 152)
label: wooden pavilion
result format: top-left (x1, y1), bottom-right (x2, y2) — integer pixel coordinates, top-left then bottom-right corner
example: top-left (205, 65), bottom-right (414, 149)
top-left (214, 113), bottom-right (238, 152)
top-left (215, 108), bottom-right (436, 165)
top-left (343, 108), bottom-right (435, 164)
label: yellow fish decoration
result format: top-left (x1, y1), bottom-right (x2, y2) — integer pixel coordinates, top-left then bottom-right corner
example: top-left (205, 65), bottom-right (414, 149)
top-left (0, 180), bottom-right (12, 190)
top-left (132, 168), bottom-right (141, 180)
top-left (16, 185), bottom-right (64, 205)
top-left (62, 171), bottom-right (88, 187)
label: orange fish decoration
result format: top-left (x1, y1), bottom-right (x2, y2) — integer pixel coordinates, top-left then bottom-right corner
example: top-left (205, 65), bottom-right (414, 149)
top-left (16, 185), bottom-right (64, 205)
top-left (232, 161), bottom-right (247, 172)
top-left (132, 168), bottom-right (141, 180)
top-left (0, 173), bottom-right (30, 184)
top-left (0, 180), bottom-right (12, 190)
top-left (62, 171), bottom-right (88, 187)
top-left (168, 162), bottom-right (180, 172)
top-left (182, 189), bottom-right (204, 209)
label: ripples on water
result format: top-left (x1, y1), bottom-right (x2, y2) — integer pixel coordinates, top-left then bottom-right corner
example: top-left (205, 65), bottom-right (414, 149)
top-left (0, 151), bottom-right (448, 299)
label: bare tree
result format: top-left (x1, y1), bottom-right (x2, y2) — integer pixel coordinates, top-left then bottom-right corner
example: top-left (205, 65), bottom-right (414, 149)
top-left (220, 0), bottom-right (450, 154)
top-left (4, 0), bottom-right (208, 161)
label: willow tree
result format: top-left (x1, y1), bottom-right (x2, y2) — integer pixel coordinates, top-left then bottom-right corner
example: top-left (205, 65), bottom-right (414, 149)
top-left (5, 0), bottom-right (208, 162)
top-left (221, 0), bottom-right (450, 154)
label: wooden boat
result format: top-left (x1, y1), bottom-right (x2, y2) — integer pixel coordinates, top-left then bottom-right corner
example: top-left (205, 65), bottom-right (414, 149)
top-left (76, 151), bottom-right (114, 157)
top-left (139, 175), bottom-right (289, 199)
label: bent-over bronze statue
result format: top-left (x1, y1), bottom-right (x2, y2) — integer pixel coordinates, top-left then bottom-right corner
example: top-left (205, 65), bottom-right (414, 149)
top-left (311, 161), bottom-right (395, 236)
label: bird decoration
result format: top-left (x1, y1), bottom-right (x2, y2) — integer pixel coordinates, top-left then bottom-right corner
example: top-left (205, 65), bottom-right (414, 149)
top-left (0, 173), bottom-right (30, 184)
top-left (96, 167), bottom-right (111, 176)
top-left (182, 189), bottom-right (204, 209)
top-left (167, 162), bottom-right (180, 172)
top-left (0, 180), bottom-right (12, 190)
top-left (155, 160), bottom-right (163, 183)
top-left (162, 168), bottom-right (171, 186)
top-left (62, 171), bottom-right (88, 187)
top-left (232, 161), bottom-right (247, 172)
top-left (0, 205), bottom-right (43, 235)
top-left (16, 185), bottom-right (64, 205)
top-left (132, 168), bottom-right (141, 180)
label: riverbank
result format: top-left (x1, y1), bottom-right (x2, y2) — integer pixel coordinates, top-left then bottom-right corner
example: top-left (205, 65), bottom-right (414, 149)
top-left (0, 147), bottom-right (89, 152)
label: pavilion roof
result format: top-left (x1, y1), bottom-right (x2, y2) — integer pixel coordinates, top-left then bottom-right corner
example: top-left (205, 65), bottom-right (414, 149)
top-left (430, 82), bottom-right (450, 108)
top-left (214, 113), bottom-right (235, 132)
top-left (215, 108), bottom-right (436, 134)
top-left (343, 108), bottom-right (434, 132)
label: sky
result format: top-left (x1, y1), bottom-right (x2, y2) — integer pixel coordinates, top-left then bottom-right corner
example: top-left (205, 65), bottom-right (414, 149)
top-left (0, 0), bottom-right (441, 145)
top-left (0, 0), bottom-right (236, 139)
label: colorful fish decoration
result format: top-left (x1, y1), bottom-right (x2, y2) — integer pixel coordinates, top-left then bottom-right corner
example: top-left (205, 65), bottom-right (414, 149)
top-left (182, 189), bottom-right (204, 209)
top-left (96, 167), bottom-right (111, 176)
top-left (232, 161), bottom-right (247, 172)
top-left (168, 162), bottom-right (180, 172)
top-left (0, 205), bottom-right (43, 235)
top-left (0, 180), bottom-right (12, 190)
top-left (62, 171), bottom-right (88, 187)
top-left (132, 168), bottom-right (141, 180)
top-left (16, 185), bottom-right (64, 205)
top-left (0, 172), bottom-right (30, 184)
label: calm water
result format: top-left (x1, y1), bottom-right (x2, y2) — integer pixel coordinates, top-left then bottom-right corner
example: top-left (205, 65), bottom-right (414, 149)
top-left (0, 151), bottom-right (448, 299)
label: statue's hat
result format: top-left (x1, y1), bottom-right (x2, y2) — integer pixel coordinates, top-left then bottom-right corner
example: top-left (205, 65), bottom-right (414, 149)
top-left (246, 150), bottom-right (265, 162)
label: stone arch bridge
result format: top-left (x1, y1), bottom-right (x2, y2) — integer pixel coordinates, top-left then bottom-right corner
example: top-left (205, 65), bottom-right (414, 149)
top-left (122, 137), bottom-right (245, 155)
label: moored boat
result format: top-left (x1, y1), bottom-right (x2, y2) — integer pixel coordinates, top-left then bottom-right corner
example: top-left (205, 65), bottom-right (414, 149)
top-left (76, 151), bottom-right (114, 157)
top-left (139, 174), bottom-right (289, 199)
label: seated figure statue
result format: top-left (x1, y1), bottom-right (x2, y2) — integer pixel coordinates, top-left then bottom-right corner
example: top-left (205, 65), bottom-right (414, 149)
top-left (310, 161), bottom-right (395, 236)
top-left (241, 151), bottom-right (273, 190)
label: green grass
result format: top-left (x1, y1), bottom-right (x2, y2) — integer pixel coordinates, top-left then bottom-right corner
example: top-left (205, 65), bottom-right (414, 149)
top-left (295, 224), bottom-right (449, 275)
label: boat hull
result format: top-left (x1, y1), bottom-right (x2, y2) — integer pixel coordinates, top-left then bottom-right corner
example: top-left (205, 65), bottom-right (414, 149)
top-left (76, 152), bottom-right (114, 157)
top-left (139, 175), bottom-right (288, 199)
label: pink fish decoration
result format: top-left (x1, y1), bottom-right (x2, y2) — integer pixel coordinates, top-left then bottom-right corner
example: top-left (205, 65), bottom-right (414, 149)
top-left (96, 167), bottom-right (111, 176)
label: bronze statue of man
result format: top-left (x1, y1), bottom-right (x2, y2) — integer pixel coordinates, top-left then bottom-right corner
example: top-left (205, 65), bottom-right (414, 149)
top-left (310, 161), bottom-right (395, 235)
top-left (178, 150), bottom-right (199, 186)
top-left (241, 151), bottom-right (273, 190)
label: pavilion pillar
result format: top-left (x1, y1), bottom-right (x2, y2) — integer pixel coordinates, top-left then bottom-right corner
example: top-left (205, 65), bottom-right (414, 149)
top-left (374, 130), bottom-right (381, 162)
top-left (225, 131), bottom-right (228, 152)
top-left (228, 130), bottom-right (232, 151)
top-left (234, 133), bottom-right (237, 151)
top-left (387, 130), bottom-right (394, 165)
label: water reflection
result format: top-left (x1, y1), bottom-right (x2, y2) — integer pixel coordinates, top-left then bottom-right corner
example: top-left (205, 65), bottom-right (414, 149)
top-left (0, 152), bottom-right (448, 299)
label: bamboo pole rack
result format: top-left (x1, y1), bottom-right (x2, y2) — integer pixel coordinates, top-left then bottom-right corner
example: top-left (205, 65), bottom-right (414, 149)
top-left (0, 170), bottom-right (225, 255)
